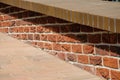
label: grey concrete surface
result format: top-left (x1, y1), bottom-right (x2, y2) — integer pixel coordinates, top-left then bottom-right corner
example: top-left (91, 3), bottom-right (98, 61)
top-left (0, 32), bottom-right (103, 80)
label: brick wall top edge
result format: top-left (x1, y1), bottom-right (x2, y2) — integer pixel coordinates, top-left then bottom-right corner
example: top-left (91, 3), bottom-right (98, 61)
top-left (0, 0), bottom-right (120, 33)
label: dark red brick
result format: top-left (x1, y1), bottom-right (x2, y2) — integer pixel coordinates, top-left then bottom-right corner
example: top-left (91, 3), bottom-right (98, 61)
top-left (88, 34), bottom-right (101, 43)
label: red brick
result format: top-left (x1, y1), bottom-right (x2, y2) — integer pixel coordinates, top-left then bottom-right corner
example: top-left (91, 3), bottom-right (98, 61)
top-left (90, 56), bottom-right (102, 65)
top-left (53, 43), bottom-right (61, 51)
top-left (0, 28), bottom-right (8, 33)
top-left (37, 26), bottom-right (51, 33)
top-left (18, 27), bottom-right (24, 33)
top-left (95, 45), bottom-right (109, 56)
top-left (1, 21), bottom-right (12, 27)
top-left (47, 34), bottom-right (57, 42)
top-left (37, 42), bottom-right (44, 49)
top-left (111, 70), bottom-right (120, 80)
top-left (40, 34), bottom-right (48, 41)
top-left (103, 57), bottom-right (118, 69)
top-left (43, 26), bottom-right (60, 33)
top-left (31, 42), bottom-right (37, 46)
top-left (78, 55), bottom-right (89, 64)
top-left (88, 34), bottom-right (101, 43)
top-left (57, 53), bottom-right (65, 60)
top-left (83, 45), bottom-right (94, 54)
top-left (24, 27), bottom-right (30, 33)
top-left (66, 54), bottom-right (77, 62)
top-left (21, 34), bottom-right (27, 40)
top-left (96, 68), bottom-right (110, 79)
top-left (57, 34), bottom-right (77, 43)
top-left (0, 16), bottom-right (4, 21)
top-left (4, 15), bottom-right (13, 20)
top-left (36, 26), bottom-right (44, 33)
top-left (16, 34), bottom-right (21, 39)
top-left (61, 44), bottom-right (71, 52)
top-left (83, 66), bottom-right (95, 74)
top-left (28, 34), bottom-right (33, 40)
top-left (34, 34), bottom-right (40, 40)
top-left (72, 44), bottom-right (82, 53)
top-left (29, 27), bottom-right (36, 32)
top-left (44, 43), bottom-right (52, 50)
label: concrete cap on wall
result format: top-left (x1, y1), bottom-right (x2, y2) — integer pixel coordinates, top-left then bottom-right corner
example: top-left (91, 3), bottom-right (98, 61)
top-left (0, 0), bottom-right (120, 33)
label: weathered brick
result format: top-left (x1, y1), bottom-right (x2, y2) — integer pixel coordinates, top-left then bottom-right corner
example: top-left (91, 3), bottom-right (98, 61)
top-left (61, 44), bottom-right (71, 52)
top-left (57, 53), bottom-right (65, 60)
top-left (95, 45), bottom-right (109, 56)
top-left (83, 45), bottom-right (94, 54)
top-left (110, 46), bottom-right (120, 57)
top-left (111, 70), bottom-right (120, 80)
top-left (34, 34), bottom-right (40, 40)
top-left (88, 34), bottom-right (101, 43)
top-left (37, 42), bottom-right (44, 49)
top-left (90, 56), bottom-right (102, 65)
top-left (103, 57), bottom-right (118, 69)
top-left (96, 68), bottom-right (110, 80)
top-left (66, 54), bottom-right (77, 62)
top-left (53, 43), bottom-right (61, 51)
top-left (77, 55), bottom-right (89, 64)
top-left (72, 44), bottom-right (82, 53)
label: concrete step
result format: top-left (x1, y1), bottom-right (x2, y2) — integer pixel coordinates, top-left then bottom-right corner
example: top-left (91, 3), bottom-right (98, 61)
top-left (0, 33), bottom-right (103, 80)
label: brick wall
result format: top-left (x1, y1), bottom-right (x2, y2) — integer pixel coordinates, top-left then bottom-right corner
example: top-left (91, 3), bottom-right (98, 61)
top-left (0, 3), bottom-right (120, 80)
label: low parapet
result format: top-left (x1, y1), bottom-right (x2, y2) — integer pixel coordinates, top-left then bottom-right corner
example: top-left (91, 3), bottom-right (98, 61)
top-left (0, 0), bottom-right (120, 33)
